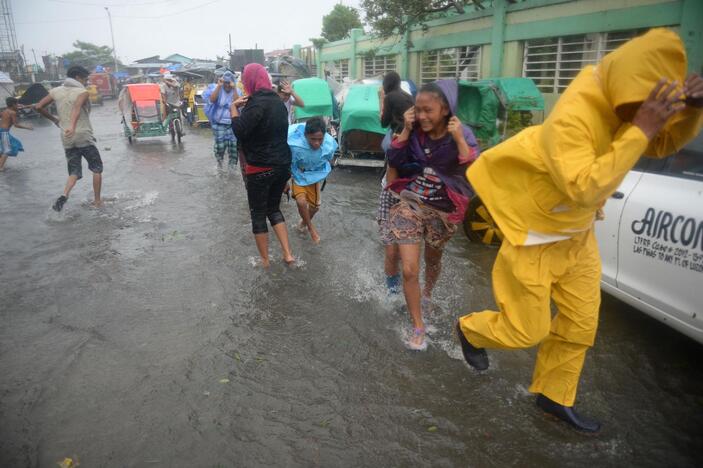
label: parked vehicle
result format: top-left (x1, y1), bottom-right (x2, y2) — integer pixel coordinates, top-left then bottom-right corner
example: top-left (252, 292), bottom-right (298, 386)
top-left (461, 77), bottom-right (544, 244)
top-left (185, 85), bottom-right (210, 127)
top-left (119, 83), bottom-right (184, 144)
top-left (89, 72), bottom-right (117, 99)
top-left (595, 131), bottom-right (703, 344)
top-left (87, 84), bottom-right (103, 106)
top-left (337, 83), bottom-right (386, 167)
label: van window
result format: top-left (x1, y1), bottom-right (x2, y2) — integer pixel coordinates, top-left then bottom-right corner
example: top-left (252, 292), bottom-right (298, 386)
top-left (633, 156), bottom-right (667, 173)
top-left (665, 132), bottom-right (703, 181)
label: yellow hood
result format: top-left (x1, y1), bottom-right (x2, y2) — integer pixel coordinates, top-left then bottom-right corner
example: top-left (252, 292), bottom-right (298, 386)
top-left (600, 28), bottom-right (687, 112)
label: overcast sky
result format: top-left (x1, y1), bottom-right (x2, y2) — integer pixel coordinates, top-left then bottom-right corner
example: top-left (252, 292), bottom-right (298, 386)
top-left (15, 0), bottom-right (362, 64)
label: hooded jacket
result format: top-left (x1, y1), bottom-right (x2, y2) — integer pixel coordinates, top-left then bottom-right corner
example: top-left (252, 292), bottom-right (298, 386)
top-left (386, 80), bottom-right (479, 223)
top-left (288, 123), bottom-right (338, 186)
top-left (468, 28), bottom-right (703, 246)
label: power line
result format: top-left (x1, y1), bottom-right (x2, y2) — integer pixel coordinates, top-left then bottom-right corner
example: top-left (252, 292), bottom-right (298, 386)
top-left (112, 0), bottom-right (221, 18)
top-left (16, 16), bottom-right (105, 25)
top-left (47, 0), bottom-right (177, 6)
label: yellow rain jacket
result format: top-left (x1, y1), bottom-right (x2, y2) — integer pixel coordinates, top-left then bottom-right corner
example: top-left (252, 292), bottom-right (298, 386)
top-left (468, 28), bottom-right (703, 247)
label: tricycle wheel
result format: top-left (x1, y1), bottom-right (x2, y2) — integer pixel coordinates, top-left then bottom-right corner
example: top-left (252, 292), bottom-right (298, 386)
top-left (169, 125), bottom-right (175, 141)
top-left (463, 196), bottom-right (503, 245)
top-left (128, 135), bottom-right (133, 144)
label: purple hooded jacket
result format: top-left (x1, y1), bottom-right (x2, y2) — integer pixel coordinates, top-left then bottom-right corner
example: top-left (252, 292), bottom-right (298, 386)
top-left (386, 80), bottom-right (479, 223)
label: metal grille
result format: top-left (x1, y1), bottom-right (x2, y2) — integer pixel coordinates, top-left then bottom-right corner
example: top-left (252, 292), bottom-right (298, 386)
top-left (363, 55), bottom-right (397, 78)
top-left (326, 59), bottom-right (349, 81)
top-left (420, 46), bottom-right (481, 84)
top-left (522, 30), bottom-right (644, 94)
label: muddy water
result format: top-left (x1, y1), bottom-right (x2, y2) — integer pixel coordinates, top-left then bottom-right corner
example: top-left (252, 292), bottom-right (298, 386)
top-left (1, 101), bottom-right (701, 467)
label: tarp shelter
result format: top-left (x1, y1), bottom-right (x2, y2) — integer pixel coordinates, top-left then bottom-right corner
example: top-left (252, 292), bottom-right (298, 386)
top-left (340, 84), bottom-right (385, 135)
top-left (18, 83), bottom-right (48, 106)
top-left (457, 77), bottom-right (544, 148)
top-left (292, 78), bottom-right (334, 121)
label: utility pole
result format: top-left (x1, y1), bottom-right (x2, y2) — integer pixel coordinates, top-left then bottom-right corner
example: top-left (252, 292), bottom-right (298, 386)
top-left (105, 7), bottom-right (118, 72)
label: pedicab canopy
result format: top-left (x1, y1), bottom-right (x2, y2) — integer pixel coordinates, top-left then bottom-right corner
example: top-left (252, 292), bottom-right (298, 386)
top-left (119, 83), bottom-right (163, 125)
top-left (457, 77), bottom-right (544, 149)
top-left (340, 84), bottom-right (386, 135)
top-left (292, 78), bottom-right (335, 121)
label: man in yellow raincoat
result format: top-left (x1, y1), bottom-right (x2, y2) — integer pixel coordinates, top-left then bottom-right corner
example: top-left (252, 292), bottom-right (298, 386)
top-left (456, 29), bottom-right (703, 432)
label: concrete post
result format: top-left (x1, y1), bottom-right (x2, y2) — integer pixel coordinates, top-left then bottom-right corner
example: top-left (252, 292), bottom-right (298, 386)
top-left (315, 47), bottom-right (322, 79)
top-left (490, 0), bottom-right (507, 77)
top-left (350, 28), bottom-right (363, 79)
top-left (681, 0), bottom-right (703, 73)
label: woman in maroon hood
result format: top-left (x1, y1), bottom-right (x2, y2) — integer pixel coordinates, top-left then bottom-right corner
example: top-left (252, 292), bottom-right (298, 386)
top-left (386, 80), bottom-right (479, 350)
top-left (231, 63), bottom-right (294, 267)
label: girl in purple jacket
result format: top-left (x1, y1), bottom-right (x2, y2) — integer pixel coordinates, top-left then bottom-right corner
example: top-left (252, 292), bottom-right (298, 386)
top-left (386, 80), bottom-right (479, 350)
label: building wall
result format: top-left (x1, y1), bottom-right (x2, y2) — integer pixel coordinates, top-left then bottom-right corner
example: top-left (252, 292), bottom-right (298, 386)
top-left (315, 0), bottom-right (702, 114)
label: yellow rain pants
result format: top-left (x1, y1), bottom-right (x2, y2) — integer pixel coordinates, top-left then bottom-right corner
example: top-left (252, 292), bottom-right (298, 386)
top-left (459, 229), bottom-right (600, 407)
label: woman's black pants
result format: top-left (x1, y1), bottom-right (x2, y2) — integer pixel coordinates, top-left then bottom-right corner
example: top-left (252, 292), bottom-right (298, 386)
top-left (246, 165), bottom-right (290, 234)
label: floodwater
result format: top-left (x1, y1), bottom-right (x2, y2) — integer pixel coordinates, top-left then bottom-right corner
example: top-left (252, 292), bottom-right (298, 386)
top-left (1, 101), bottom-right (702, 467)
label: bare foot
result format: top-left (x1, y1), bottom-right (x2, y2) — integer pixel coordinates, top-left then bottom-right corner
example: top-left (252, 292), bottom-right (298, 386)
top-left (309, 228), bottom-right (320, 244)
top-left (92, 199), bottom-right (103, 208)
top-left (283, 255), bottom-right (295, 266)
top-left (261, 258), bottom-right (270, 268)
top-left (296, 220), bottom-right (306, 232)
top-left (408, 327), bottom-right (427, 351)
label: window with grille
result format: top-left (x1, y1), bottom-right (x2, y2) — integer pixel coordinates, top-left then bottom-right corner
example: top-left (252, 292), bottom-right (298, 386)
top-left (522, 29), bottom-right (644, 94)
top-left (420, 46), bottom-right (481, 84)
top-left (363, 54), bottom-right (397, 78)
top-left (326, 59), bottom-right (349, 81)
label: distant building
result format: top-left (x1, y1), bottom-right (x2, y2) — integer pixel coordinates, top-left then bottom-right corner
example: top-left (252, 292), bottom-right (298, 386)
top-left (164, 53), bottom-right (193, 65)
top-left (0, 50), bottom-right (23, 81)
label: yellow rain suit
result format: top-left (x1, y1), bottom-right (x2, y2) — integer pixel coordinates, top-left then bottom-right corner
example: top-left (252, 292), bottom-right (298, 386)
top-left (459, 28), bottom-right (703, 407)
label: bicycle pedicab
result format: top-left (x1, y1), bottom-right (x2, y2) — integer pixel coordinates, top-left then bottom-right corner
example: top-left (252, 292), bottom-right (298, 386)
top-left (119, 83), bottom-right (184, 144)
top-left (457, 77), bottom-right (544, 245)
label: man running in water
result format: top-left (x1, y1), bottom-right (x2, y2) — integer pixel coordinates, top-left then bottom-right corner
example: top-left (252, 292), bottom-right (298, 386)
top-left (36, 65), bottom-right (103, 211)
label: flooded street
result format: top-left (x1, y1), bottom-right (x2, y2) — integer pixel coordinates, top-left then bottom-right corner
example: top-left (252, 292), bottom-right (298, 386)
top-left (1, 101), bottom-right (702, 467)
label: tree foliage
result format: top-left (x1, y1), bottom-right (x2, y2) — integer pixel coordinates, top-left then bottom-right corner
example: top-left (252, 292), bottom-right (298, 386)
top-left (63, 40), bottom-right (122, 69)
top-left (321, 4), bottom-right (363, 42)
top-left (361, 0), bottom-right (481, 38)
top-left (309, 37), bottom-right (328, 49)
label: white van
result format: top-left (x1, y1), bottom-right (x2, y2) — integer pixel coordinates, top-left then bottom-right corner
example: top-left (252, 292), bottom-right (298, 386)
top-left (596, 131), bottom-right (703, 344)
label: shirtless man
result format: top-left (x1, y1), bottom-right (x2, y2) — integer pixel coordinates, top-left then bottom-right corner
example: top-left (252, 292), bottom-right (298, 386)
top-left (0, 97), bottom-right (33, 172)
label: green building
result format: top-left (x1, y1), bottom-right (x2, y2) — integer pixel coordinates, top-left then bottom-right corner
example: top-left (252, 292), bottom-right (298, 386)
top-left (299, 0), bottom-right (702, 112)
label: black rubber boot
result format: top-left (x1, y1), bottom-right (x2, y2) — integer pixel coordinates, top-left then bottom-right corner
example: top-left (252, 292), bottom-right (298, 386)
top-left (536, 394), bottom-right (601, 433)
top-left (455, 321), bottom-right (489, 370)
top-left (52, 195), bottom-right (67, 212)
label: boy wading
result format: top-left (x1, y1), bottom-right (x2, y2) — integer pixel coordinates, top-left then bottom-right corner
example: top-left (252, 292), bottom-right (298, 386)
top-left (36, 65), bottom-right (103, 211)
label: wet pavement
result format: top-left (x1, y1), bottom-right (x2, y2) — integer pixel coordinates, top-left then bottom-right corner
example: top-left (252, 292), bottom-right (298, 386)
top-left (1, 100), bottom-right (702, 467)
